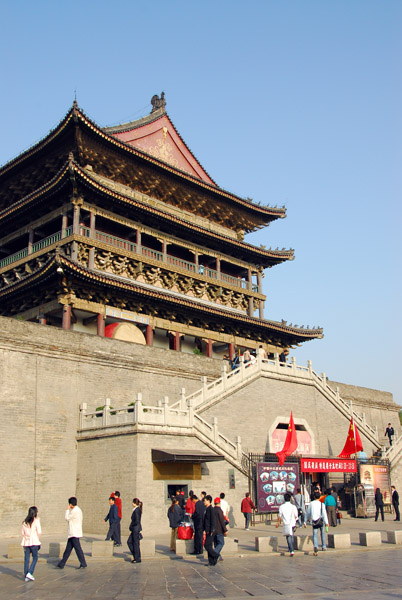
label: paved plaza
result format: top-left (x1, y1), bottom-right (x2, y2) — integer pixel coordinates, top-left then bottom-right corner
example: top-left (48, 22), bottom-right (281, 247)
top-left (2, 516), bottom-right (402, 599)
top-left (2, 547), bottom-right (402, 599)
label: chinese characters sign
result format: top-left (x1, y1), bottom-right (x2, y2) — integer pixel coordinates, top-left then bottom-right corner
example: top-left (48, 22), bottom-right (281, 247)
top-left (256, 462), bottom-right (299, 513)
top-left (301, 458), bottom-right (357, 473)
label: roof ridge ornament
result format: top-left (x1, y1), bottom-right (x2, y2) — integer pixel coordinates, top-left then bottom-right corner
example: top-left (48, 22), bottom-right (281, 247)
top-left (150, 92), bottom-right (166, 114)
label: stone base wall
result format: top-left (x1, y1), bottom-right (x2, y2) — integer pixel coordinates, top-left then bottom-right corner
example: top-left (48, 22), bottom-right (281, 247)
top-left (0, 317), bottom-right (221, 536)
top-left (0, 316), bottom-right (399, 537)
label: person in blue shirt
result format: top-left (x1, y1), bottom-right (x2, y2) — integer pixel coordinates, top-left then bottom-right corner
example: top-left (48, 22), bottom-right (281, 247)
top-left (324, 489), bottom-right (337, 527)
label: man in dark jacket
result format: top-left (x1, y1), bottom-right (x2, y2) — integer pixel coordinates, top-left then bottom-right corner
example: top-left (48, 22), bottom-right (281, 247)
top-left (104, 497), bottom-right (119, 544)
top-left (392, 486), bottom-right (400, 521)
top-left (203, 495), bottom-right (220, 566)
top-left (213, 497), bottom-right (228, 561)
top-left (190, 495), bottom-right (206, 555)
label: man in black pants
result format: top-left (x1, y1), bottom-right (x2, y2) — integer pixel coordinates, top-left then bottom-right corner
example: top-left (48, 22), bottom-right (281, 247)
top-left (203, 495), bottom-right (220, 566)
top-left (190, 495), bottom-right (205, 555)
top-left (57, 497), bottom-right (87, 569)
top-left (392, 486), bottom-right (400, 521)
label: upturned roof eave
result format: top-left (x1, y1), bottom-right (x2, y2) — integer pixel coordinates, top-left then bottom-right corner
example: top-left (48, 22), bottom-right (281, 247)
top-left (0, 103), bottom-right (286, 226)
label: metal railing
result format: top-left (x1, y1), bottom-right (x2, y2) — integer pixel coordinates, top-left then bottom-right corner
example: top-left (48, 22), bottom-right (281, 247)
top-left (0, 226), bottom-right (260, 292)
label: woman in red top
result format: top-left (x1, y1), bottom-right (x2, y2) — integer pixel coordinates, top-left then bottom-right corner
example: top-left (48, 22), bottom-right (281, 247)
top-left (185, 490), bottom-right (196, 515)
top-left (241, 492), bottom-right (256, 530)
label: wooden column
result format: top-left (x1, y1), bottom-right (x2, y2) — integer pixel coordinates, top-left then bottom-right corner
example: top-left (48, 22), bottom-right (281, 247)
top-left (97, 313), bottom-right (105, 336)
top-left (61, 214), bottom-right (68, 238)
top-left (136, 230), bottom-right (142, 254)
top-left (259, 300), bottom-right (264, 319)
top-left (248, 268), bottom-right (252, 291)
top-left (88, 211), bottom-right (96, 269)
top-left (146, 324), bottom-right (154, 346)
top-left (62, 305), bottom-right (72, 330)
top-left (28, 230), bottom-right (34, 254)
top-left (206, 339), bottom-right (213, 358)
top-left (248, 297), bottom-right (254, 317)
top-left (174, 331), bottom-right (181, 351)
top-left (228, 342), bottom-right (235, 360)
top-left (73, 204), bottom-right (80, 234)
top-left (216, 257), bottom-right (221, 275)
top-left (256, 270), bottom-right (262, 293)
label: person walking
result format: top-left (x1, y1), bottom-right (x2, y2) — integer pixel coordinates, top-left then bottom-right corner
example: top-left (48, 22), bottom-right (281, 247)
top-left (374, 488), bottom-right (385, 522)
top-left (111, 491), bottom-right (122, 546)
top-left (190, 495), bottom-right (206, 555)
top-left (385, 423), bottom-right (394, 446)
top-left (203, 495), bottom-right (220, 566)
top-left (307, 491), bottom-right (328, 556)
top-left (374, 488), bottom-right (384, 521)
top-left (213, 497), bottom-right (227, 561)
top-left (57, 497), bottom-right (87, 569)
top-left (324, 488), bottom-right (337, 527)
top-left (167, 497), bottom-right (184, 553)
top-left (241, 492), bottom-right (256, 530)
top-left (276, 492), bottom-right (298, 557)
top-left (104, 496), bottom-right (120, 544)
top-left (392, 486), bottom-right (400, 521)
top-left (128, 498), bottom-right (143, 563)
top-left (294, 488), bottom-right (306, 528)
top-left (21, 506), bottom-right (41, 582)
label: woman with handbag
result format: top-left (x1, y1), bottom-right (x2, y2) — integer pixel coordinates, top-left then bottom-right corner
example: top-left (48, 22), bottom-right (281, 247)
top-left (21, 506), bottom-right (41, 582)
top-left (307, 491), bottom-right (328, 556)
top-left (128, 498), bottom-right (143, 563)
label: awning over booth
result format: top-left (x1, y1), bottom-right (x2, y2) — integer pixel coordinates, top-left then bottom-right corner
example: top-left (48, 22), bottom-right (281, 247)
top-left (152, 449), bottom-right (224, 463)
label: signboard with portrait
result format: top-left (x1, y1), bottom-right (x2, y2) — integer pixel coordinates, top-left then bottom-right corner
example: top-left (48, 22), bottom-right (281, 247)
top-left (359, 464), bottom-right (391, 504)
top-left (256, 462), bottom-right (299, 513)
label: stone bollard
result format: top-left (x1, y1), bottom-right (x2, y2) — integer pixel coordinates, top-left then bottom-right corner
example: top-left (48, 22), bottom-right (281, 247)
top-left (8, 544), bottom-right (23, 559)
top-left (175, 539), bottom-right (194, 555)
top-left (91, 540), bottom-right (114, 557)
top-left (359, 531), bottom-right (382, 546)
top-left (140, 539), bottom-right (155, 557)
top-left (327, 533), bottom-right (351, 549)
top-left (387, 530), bottom-right (402, 545)
top-left (255, 536), bottom-right (278, 553)
top-left (294, 535), bottom-right (314, 551)
top-left (49, 542), bottom-right (62, 558)
top-left (221, 538), bottom-right (238, 555)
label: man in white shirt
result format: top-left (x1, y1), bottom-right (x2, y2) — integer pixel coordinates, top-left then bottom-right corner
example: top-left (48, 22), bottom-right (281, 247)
top-left (219, 493), bottom-right (229, 524)
top-left (277, 493), bottom-right (298, 556)
top-left (57, 497), bottom-right (87, 569)
top-left (307, 491), bottom-right (329, 555)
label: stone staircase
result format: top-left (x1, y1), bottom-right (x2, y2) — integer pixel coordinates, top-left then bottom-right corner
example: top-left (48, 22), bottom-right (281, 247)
top-left (79, 352), bottom-right (387, 477)
top-left (170, 351), bottom-right (381, 448)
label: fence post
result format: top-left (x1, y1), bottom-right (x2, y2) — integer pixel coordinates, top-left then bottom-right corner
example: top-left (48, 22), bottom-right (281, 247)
top-left (257, 347), bottom-right (263, 369)
top-left (213, 417), bottom-right (219, 443)
top-left (291, 356), bottom-right (296, 375)
top-left (239, 356), bottom-right (245, 380)
top-left (274, 353), bottom-right (280, 370)
top-left (335, 386), bottom-right (340, 402)
top-left (179, 388), bottom-right (186, 410)
top-left (79, 403), bottom-right (87, 429)
top-left (236, 435), bottom-right (242, 460)
top-left (307, 360), bottom-right (312, 377)
top-left (135, 392), bottom-right (143, 424)
top-left (162, 396), bottom-right (169, 425)
top-left (321, 372), bottom-right (326, 387)
top-left (201, 376), bottom-right (208, 403)
top-left (187, 397), bottom-right (194, 426)
top-left (103, 398), bottom-right (111, 426)
top-left (221, 363), bottom-right (227, 390)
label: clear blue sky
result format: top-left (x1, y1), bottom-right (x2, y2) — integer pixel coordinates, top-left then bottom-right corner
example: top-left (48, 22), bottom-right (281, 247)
top-left (1, 1), bottom-right (401, 405)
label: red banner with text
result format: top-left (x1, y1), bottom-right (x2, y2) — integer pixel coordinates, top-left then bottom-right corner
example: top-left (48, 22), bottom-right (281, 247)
top-left (301, 458), bottom-right (357, 473)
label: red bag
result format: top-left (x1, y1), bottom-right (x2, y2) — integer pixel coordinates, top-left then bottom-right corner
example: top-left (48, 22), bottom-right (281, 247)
top-left (178, 525), bottom-right (193, 540)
